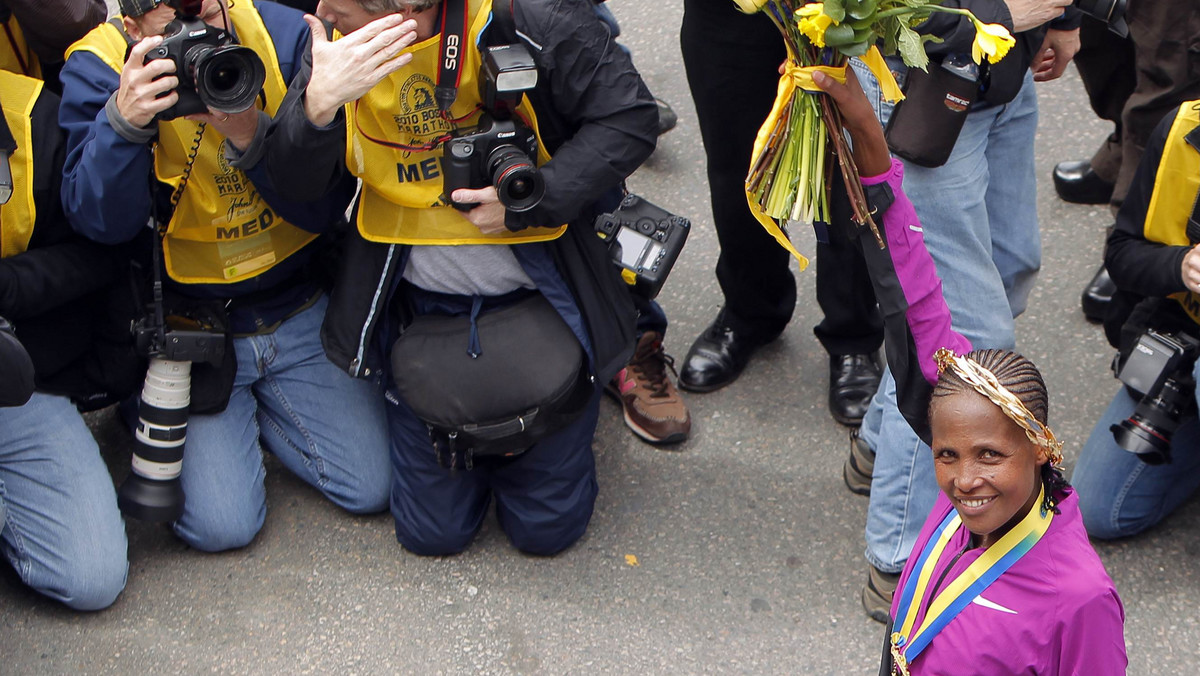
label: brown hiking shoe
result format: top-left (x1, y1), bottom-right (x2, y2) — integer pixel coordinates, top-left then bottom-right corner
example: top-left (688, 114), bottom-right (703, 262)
top-left (607, 331), bottom-right (691, 445)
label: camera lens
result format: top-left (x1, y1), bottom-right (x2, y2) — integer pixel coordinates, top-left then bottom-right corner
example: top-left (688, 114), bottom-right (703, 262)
top-left (194, 44), bottom-right (266, 114)
top-left (117, 358), bottom-right (191, 522)
top-left (1110, 377), bottom-right (1192, 465)
top-left (488, 145), bottom-right (545, 212)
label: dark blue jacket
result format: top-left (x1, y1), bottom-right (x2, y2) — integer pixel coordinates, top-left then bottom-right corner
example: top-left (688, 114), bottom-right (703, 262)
top-left (58, 1), bottom-right (356, 328)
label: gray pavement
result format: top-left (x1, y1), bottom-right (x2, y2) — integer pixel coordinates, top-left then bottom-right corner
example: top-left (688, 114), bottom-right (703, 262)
top-left (4, 1), bottom-right (1199, 673)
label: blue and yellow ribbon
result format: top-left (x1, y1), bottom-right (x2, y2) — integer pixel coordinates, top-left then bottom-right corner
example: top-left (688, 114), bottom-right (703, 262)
top-left (889, 486), bottom-right (1053, 675)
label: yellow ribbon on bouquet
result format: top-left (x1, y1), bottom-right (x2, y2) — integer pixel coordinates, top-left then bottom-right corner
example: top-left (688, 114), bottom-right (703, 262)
top-left (744, 45), bottom-right (903, 267)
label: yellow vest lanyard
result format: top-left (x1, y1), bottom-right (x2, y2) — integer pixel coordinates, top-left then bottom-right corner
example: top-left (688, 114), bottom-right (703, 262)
top-left (0, 70), bottom-right (40, 259)
top-left (347, 0), bottom-right (564, 246)
top-left (1144, 102), bottom-right (1200, 323)
top-left (888, 486), bottom-right (1053, 676)
top-left (65, 3), bottom-right (318, 284)
top-left (0, 16), bottom-right (42, 79)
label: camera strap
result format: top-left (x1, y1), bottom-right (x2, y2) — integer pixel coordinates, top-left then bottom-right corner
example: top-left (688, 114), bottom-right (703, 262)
top-left (1185, 123), bottom-right (1200, 244)
top-left (435, 0), bottom-right (470, 113)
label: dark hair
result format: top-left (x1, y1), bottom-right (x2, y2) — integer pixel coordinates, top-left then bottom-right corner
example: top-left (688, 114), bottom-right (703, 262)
top-left (931, 348), bottom-right (1069, 513)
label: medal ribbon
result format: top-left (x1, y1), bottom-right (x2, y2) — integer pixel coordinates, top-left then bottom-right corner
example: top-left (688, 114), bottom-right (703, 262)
top-left (890, 486), bottom-right (1053, 672)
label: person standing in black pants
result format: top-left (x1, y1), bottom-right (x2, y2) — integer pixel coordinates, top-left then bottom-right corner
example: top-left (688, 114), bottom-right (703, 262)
top-left (678, 0), bottom-right (883, 426)
top-left (1053, 2), bottom-right (1200, 321)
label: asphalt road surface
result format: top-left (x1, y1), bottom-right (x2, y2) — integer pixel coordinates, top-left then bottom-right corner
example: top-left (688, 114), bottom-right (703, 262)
top-left (3, 1), bottom-right (1198, 673)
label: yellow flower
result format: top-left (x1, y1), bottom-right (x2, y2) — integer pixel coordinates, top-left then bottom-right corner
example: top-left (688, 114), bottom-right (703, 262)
top-left (795, 3), bottom-right (835, 48)
top-left (795, 2), bottom-right (824, 17)
top-left (970, 19), bottom-right (1015, 64)
top-left (798, 12), bottom-right (835, 47)
top-left (732, 0), bottom-right (770, 14)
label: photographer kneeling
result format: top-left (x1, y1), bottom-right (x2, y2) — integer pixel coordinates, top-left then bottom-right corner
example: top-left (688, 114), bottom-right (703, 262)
top-left (1072, 101), bottom-right (1200, 539)
top-left (59, 0), bottom-right (391, 552)
top-left (262, 0), bottom-right (657, 555)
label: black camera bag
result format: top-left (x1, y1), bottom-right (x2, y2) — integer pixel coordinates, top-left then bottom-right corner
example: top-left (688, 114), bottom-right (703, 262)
top-left (390, 293), bottom-right (593, 460)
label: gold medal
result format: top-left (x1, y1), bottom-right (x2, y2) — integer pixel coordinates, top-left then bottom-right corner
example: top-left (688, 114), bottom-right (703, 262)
top-left (890, 633), bottom-right (910, 676)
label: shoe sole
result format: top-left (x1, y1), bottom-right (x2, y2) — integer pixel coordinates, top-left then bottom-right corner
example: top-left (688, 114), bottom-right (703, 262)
top-left (830, 410), bottom-right (865, 427)
top-left (604, 384), bottom-right (689, 446)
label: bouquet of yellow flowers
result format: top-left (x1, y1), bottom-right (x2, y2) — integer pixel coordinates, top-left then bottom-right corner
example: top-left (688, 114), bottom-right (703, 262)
top-left (736, 0), bottom-right (1015, 266)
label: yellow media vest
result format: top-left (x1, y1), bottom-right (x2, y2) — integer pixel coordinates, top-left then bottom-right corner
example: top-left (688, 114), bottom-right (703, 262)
top-left (0, 69), bottom-right (40, 258)
top-left (65, 2), bottom-right (317, 284)
top-left (0, 16), bottom-right (42, 79)
top-left (1144, 102), bottom-right (1200, 324)
top-left (346, 0), bottom-right (564, 245)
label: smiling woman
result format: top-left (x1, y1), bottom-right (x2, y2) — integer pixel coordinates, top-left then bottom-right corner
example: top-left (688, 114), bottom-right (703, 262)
top-left (882, 349), bottom-right (1128, 676)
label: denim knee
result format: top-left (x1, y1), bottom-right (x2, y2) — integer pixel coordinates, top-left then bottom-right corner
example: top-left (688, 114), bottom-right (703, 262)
top-left (42, 551), bottom-right (128, 611)
top-left (328, 476), bottom-right (390, 515)
top-left (174, 513), bottom-right (263, 553)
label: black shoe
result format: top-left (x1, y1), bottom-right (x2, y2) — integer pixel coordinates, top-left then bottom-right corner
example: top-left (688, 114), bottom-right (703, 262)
top-left (655, 98), bottom-right (677, 135)
top-left (829, 353), bottom-right (882, 426)
top-left (1081, 265), bottom-right (1116, 323)
top-left (678, 311), bottom-right (771, 393)
top-left (1053, 160), bottom-right (1114, 205)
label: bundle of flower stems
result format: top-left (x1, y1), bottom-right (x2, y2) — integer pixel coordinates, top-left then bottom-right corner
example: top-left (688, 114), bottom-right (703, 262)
top-left (746, 1), bottom-right (882, 250)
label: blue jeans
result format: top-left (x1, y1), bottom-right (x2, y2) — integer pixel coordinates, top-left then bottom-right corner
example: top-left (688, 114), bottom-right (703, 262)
top-left (855, 62), bottom-right (1042, 572)
top-left (1072, 358), bottom-right (1200, 538)
top-left (0, 392), bottom-right (128, 610)
top-left (173, 294), bottom-right (390, 552)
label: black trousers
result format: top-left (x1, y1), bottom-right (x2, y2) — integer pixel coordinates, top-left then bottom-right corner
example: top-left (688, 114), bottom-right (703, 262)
top-left (680, 0), bottom-right (882, 356)
top-left (1075, 2), bottom-right (1200, 209)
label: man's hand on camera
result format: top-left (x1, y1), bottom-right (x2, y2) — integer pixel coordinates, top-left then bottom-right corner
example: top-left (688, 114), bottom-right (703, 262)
top-left (302, 13), bottom-right (419, 127)
top-left (1002, 0), bottom-right (1071, 33)
top-left (452, 187), bottom-right (509, 235)
top-left (1032, 28), bottom-right (1080, 82)
top-left (117, 36), bottom-right (180, 128)
top-left (187, 107), bottom-right (260, 152)
top-left (1181, 244), bottom-right (1200, 294)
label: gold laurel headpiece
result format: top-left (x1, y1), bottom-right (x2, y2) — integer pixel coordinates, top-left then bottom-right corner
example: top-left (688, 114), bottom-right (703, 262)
top-left (934, 348), bottom-right (1064, 466)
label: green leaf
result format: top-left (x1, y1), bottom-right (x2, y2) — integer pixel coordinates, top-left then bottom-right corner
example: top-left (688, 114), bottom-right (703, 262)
top-left (896, 23), bottom-right (929, 70)
top-left (839, 40), bottom-right (873, 56)
top-left (822, 0), bottom-right (846, 23)
top-left (822, 23), bottom-right (857, 47)
top-left (844, 0), bottom-right (880, 20)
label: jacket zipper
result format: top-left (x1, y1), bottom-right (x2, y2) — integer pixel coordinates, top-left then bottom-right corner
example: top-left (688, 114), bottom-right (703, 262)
top-left (351, 244), bottom-right (397, 377)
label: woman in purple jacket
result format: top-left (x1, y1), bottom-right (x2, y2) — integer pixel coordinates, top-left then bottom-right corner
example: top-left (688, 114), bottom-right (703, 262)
top-left (809, 69), bottom-right (1128, 675)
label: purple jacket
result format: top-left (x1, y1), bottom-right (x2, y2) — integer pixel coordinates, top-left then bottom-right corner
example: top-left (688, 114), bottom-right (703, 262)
top-left (890, 491), bottom-right (1127, 675)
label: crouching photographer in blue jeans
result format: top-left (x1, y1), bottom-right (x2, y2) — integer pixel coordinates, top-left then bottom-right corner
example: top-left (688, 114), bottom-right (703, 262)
top-left (1073, 101), bottom-right (1200, 539)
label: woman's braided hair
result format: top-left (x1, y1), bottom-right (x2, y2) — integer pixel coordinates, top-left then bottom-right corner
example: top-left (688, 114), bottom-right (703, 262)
top-left (931, 348), bottom-right (1070, 513)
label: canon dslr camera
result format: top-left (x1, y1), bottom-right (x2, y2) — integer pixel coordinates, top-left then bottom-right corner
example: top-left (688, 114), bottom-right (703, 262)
top-left (120, 304), bottom-right (226, 522)
top-left (442, 43), bottom-right (545, 212)
top-left (142, 0), bottom-right (266, 120)
top-left (1110, 328), bottom-right (1200, 465)
top-left (594, 194), bottom-right (690, 300)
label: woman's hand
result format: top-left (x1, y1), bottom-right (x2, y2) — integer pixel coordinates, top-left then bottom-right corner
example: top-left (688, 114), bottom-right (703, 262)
top-left (812, 68), bottom-right (890, 177)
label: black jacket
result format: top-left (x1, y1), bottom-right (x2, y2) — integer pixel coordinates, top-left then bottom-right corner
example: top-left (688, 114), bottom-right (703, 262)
top-left (263, 0), bottom-right (657, 381)
top-left (1103, 105), bottom-right (1198, 349)
top-left (917, 1), bottom-right (1081, 106)
top-left (0, 83), bottom-right (142, 408)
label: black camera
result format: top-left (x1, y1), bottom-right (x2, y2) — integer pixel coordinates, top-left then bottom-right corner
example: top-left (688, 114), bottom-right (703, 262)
top-left (1074, 0), bottom-right (1128, 37)
top-left (142, 0), bottom-right (266, 121)
top-left (1110, 328), bottom-right (1200, 465)
top-left (442, 42), bottom-right (544, 212)
top-left (120, 304), bottom-right (226, 522)
top-left (593, 194), bottom-right (690, 299)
